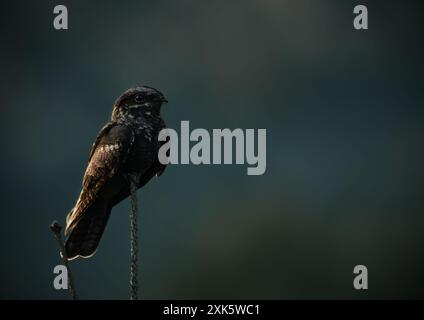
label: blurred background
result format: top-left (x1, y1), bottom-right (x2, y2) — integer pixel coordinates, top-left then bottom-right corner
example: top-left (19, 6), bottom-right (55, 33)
top-left (0, 0), bottom-right (423, 299)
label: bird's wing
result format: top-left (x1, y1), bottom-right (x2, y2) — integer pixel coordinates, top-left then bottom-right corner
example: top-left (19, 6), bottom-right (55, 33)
top-left (65, 122), bottom-right (134, 235)
top-left (87, 121), bottom-right (117, 162)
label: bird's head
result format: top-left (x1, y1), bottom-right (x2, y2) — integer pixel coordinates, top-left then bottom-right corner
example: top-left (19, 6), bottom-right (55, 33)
top-left (111, 86), bottom-right (168, 121)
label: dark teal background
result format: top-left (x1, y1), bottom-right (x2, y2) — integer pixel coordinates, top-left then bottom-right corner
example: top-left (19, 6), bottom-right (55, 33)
top-left (0, 0), bottom-right (423, 299)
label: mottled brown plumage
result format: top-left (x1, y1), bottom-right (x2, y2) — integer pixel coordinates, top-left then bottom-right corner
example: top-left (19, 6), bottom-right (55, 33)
top-left (64, 86), bottom-right (168, 260)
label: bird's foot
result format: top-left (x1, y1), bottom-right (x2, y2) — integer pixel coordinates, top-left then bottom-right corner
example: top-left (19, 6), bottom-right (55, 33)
top-left (126, 172), bottom-right (141, 186)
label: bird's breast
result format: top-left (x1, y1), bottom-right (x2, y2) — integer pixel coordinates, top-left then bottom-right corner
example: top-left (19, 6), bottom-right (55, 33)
top-left (124, 132), bottom-right (159, 174)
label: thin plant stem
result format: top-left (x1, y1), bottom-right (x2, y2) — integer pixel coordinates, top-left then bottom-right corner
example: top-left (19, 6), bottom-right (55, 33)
top-left (129, 176), bottom-right (139, 300)
top-left (49, 221), bottom-right (78, 300)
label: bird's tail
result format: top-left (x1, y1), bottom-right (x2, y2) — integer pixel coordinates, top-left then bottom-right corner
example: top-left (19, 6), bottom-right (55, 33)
top-left (64, 202), bottom-right (112, 260)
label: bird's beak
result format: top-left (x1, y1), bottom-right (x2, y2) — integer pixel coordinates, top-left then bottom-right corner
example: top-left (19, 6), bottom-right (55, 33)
top-left (161, 97), bottom-right (168, 103)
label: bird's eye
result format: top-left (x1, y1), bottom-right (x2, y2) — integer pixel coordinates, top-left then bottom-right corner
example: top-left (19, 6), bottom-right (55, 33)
top-left (134, 94), bottom-right (143, 103)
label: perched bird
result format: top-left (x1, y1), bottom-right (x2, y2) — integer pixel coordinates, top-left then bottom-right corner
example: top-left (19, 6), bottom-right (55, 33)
top-left (64, 86), bottom-right (168, 260)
